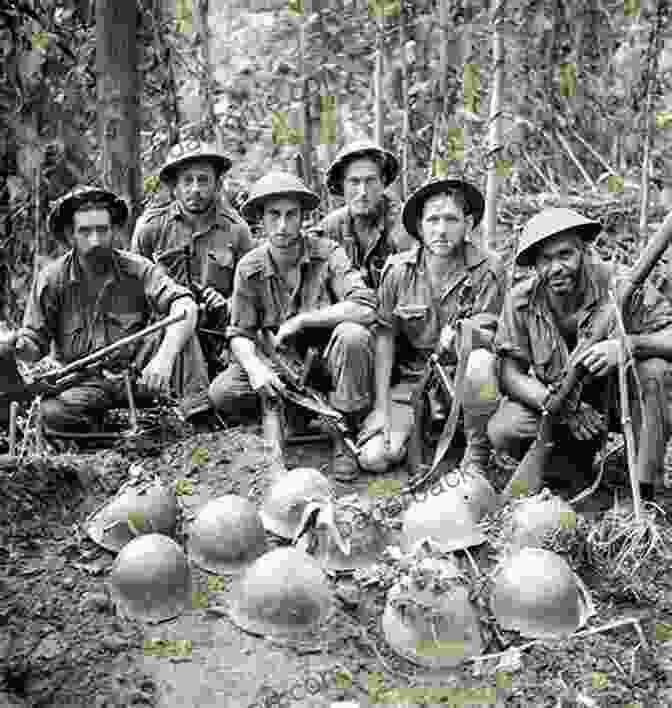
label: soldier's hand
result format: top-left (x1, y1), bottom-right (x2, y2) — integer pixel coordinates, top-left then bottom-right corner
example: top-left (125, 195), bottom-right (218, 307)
top-left (357, 407), bottom-right (389, 448)
top-left (437, 324), bottom-right (456, 358)
top-left (140, 353), bottom-right (174, 395)
top-left (575, 340), bottom-right (620, 378)
top-left (565, 401), bottom-right (607, 441)
top-left (273, 315), bottom-right (306, 349)
top-left (201, 287), bottom-right (228, 315)
top-left (248, 361), bottom-right (283, 397)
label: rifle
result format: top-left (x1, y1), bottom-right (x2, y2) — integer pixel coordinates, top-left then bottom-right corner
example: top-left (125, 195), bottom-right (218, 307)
top-left (0, 309), bottom-right (188, 421)
top-left (260, 333), bottom-right (359, 459)
top-left (501, 208), bottom-right (672, 500)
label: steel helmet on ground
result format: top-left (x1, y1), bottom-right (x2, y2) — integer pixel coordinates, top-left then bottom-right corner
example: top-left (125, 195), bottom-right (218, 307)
top-left (47, 186), bottom-right (129, 240)
top-left (241, 171), bottom-right (320, 222)
top-left (159, 139), bottom-right (232, 183)
top-left (326, 140), bottom-right (400, 196)
top-left (402, 177), bottom-right (485, 238)
top-left (382, 556), bottom-right (482, 669)
top-left (502, 490), bottom-right (577, 550)
top-left (515, 207), bottom-right (602, 267)
top-left (444, 468), bottom-right (498, 522)
top-left (187, 495), bottom-right (267, 575)
top-left (259, 467), bottom-right (333, 540)
top-left (108, 533), bottom-right (191, 623)
top-left (85, 479), bottom-right (178, 553)
top-left (401, 486), bottom-right (488, 554)
top-left (228, 547), bottom-right (332, 647)
top-left (491, 547), bottom-right (594, 639)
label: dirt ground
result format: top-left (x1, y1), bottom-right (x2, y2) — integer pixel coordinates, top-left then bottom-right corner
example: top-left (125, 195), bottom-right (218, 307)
top-left (3, 410), bottom-right (672, 708)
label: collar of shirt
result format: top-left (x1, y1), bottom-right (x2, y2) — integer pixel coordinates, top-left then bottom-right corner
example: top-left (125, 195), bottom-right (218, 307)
top-left (413, 241), bottom-right (489, 302)
top-left (66, 248), bottom-right (124, 285)
top-left (344, 197), bottom-right (390, 259)
top-left (166, 199), bottom-right (235, 235)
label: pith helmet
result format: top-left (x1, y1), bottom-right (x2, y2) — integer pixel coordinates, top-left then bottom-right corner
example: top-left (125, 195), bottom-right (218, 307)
top-left (382, 556), bottom-right (482, 669)
top-left (228, 547), bottom-right (332, 647)
top-left (159, 139), bottom-right (232, 183)
top-left (85, 479), bottom-right (178, 553)
top-left (47, 186), bottom-right (128, 240)
top-left (401, 487), bottom-right (487, 554)
top-left (326, 140), bottom-right (399, 196)
top-left (241, 171), bottom-right (320, 222)
top-left (187, 495), bottom-right (267, 575)
top-left (402, 177), bottom-right (485, 238)
top-left (491, 547), bottom-right (594, 639)
top-left (516, 207), bottom-right (602, 267)
top-left (260, 467), bottom-right (333, 540)
top-left (108, 534), bottom-right (191, 624)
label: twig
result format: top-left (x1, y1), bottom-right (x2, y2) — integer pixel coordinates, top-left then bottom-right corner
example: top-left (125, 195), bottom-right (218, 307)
top-left (570, 128), bottom-right (618, 175)
top-left (9, 401), bottom-right (18, 456)
top-left (521, 147), bottom-right (559, 194)
top-left (555, 130), bottom-right (597, 190)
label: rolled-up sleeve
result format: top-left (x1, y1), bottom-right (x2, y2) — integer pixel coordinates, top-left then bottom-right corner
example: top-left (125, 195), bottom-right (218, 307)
top-left (226, 265), bottom-right (260, 341)
top-left (626, 281), bottom-right (672, 335)
top-left (327, 244), bottom-right (377, 310)
top-left (141, 260), bottom-right (194, 314)
top-left (20, 269), bottom-right (56, 359)
top-left (377, 257), bottom-right (400, 329)
top-left (494, 293), bottom-right (532, 369)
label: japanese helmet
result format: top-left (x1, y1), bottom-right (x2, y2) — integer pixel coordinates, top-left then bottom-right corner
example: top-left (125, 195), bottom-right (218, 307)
top-left (303, 498), bottom-right (390, 573)
top-left (259, 466), bottom-right (333, 540)
top-left (401, 487), bottom-right (488, 554)
top-left (241, 172), bottom-right (320, 222)
top-left (502, 490), bottom-right (577, 550)
top-left (159, 139), bottom-right (232, 183)
top-left (443, 468), bottom-right (499, 522)
top-left (108, 534), bottom-right (191, 623)
top-left (187, 495), bottom-right (267, 575)
top-left (228, 547), bottom-right (332, 646)
top-left (491, 547), bottom-right (594, 639)
top-left (325, 139), bottom-right (399, 196)
top-left (85, 479), bottom-right (178, 553)
top-left (515, 207), bottom-right (602, 267)
top-left (382, 555), bottom-right (482, 669)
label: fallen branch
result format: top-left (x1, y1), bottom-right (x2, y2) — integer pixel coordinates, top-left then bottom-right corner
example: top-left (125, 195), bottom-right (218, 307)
top-left (555, 130), bottom-right (597, 190)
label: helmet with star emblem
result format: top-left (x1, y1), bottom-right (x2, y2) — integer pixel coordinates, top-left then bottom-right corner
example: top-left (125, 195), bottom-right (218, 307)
top-left (159, 139), bottom-right (232, 183)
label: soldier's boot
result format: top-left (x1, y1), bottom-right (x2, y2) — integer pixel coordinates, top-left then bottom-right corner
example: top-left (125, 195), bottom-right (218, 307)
top-left (331, 410), bottom-right (366, 483)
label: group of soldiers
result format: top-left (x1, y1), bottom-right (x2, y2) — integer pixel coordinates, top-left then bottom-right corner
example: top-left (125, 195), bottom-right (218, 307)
top-left (5, 138), bottom-right (672, 501)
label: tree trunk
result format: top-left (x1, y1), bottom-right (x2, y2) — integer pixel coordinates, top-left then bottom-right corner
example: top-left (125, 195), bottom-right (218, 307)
top-left (194, 0), bottom-right (220, 148)
top-left (374, 13), bottom-right (385, 145)
top-left (399, 0), bottom-right (409, 200)
top-left (96, 0), bottom-right (140, 241)
top-left (484, 4), bottom-right (505, 249)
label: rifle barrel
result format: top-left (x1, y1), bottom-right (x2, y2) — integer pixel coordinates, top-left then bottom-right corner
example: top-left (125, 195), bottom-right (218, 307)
top-left (43, 309), bottom-right (187, 382)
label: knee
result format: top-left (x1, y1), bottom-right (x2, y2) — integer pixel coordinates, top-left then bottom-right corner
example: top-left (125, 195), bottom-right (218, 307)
top-left (208, 369), bottom-right (254, 414)
top-left (358, 435), bottom-right (405, 473)
top-left (331, 322), bottom-right (373, 351)
top-left (637, 357), bottom-right (669, 388)
top-left (464, 349), bottom-right (499, 407)
top-left (39, 396), bottom-right (67, 428)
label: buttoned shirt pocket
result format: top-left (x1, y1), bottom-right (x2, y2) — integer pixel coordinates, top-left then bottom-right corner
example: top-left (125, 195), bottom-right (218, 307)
top-left (204, 249), bottom-right (235, 296)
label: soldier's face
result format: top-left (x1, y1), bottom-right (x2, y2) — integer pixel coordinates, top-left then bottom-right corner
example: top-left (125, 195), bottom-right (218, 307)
top-left (175, 162), bottom-right (218, 213)
top-left (343, 159), bottom-right (385, 217)
top-left (536, 234), bottom-right (583, 296)
top-left (263, 198), bottom-right (303, 250)
top-left (71, 208), bottom-right (114, 273)
top-left (418, 193), bottom-right (470, 257)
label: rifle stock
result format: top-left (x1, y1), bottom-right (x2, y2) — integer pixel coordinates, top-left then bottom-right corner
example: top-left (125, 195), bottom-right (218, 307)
top-left (502, 207), bottom-right (672, 499)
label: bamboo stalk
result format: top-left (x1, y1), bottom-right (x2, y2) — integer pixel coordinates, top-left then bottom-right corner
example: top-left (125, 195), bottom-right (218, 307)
top-left (483, 2), bottom-right (505, 249)
top-left (570, 128), bottom-right (618, 176)
top-left (374, 12), bottom-right (385, 146)
top-left (9, 401), bottom-right (18, 456)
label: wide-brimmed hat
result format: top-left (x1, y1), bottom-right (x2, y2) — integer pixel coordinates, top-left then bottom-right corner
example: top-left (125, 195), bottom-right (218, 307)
top-left (159, 140), bottom-right (232, 183)
top-left (47, 186), bottom-right (129, 240)
top-left (326, 140), bottom-right (399, 196)
top-left (516, 208), bottom-right (602, 267)
top-left (402, 178), bottom-right (485, 239)
top-left (241, 172), bottom-right (320, 222)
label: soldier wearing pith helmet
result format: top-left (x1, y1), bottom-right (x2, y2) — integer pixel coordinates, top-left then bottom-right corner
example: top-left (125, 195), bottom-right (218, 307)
top-left (131, 140), bottom-right (255, 386)
top-left (209, 171), bottom-right (378, 482)
top-left (489, 207), bottom-right (672, 501)
top-left (358, 175), bottom-right (506, 478)
top-left (311, 139), bottom-right (414, 290)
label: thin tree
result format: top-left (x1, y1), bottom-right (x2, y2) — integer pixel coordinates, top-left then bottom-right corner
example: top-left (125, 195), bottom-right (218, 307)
top-left (96, 0), bottom-right (141, 239)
